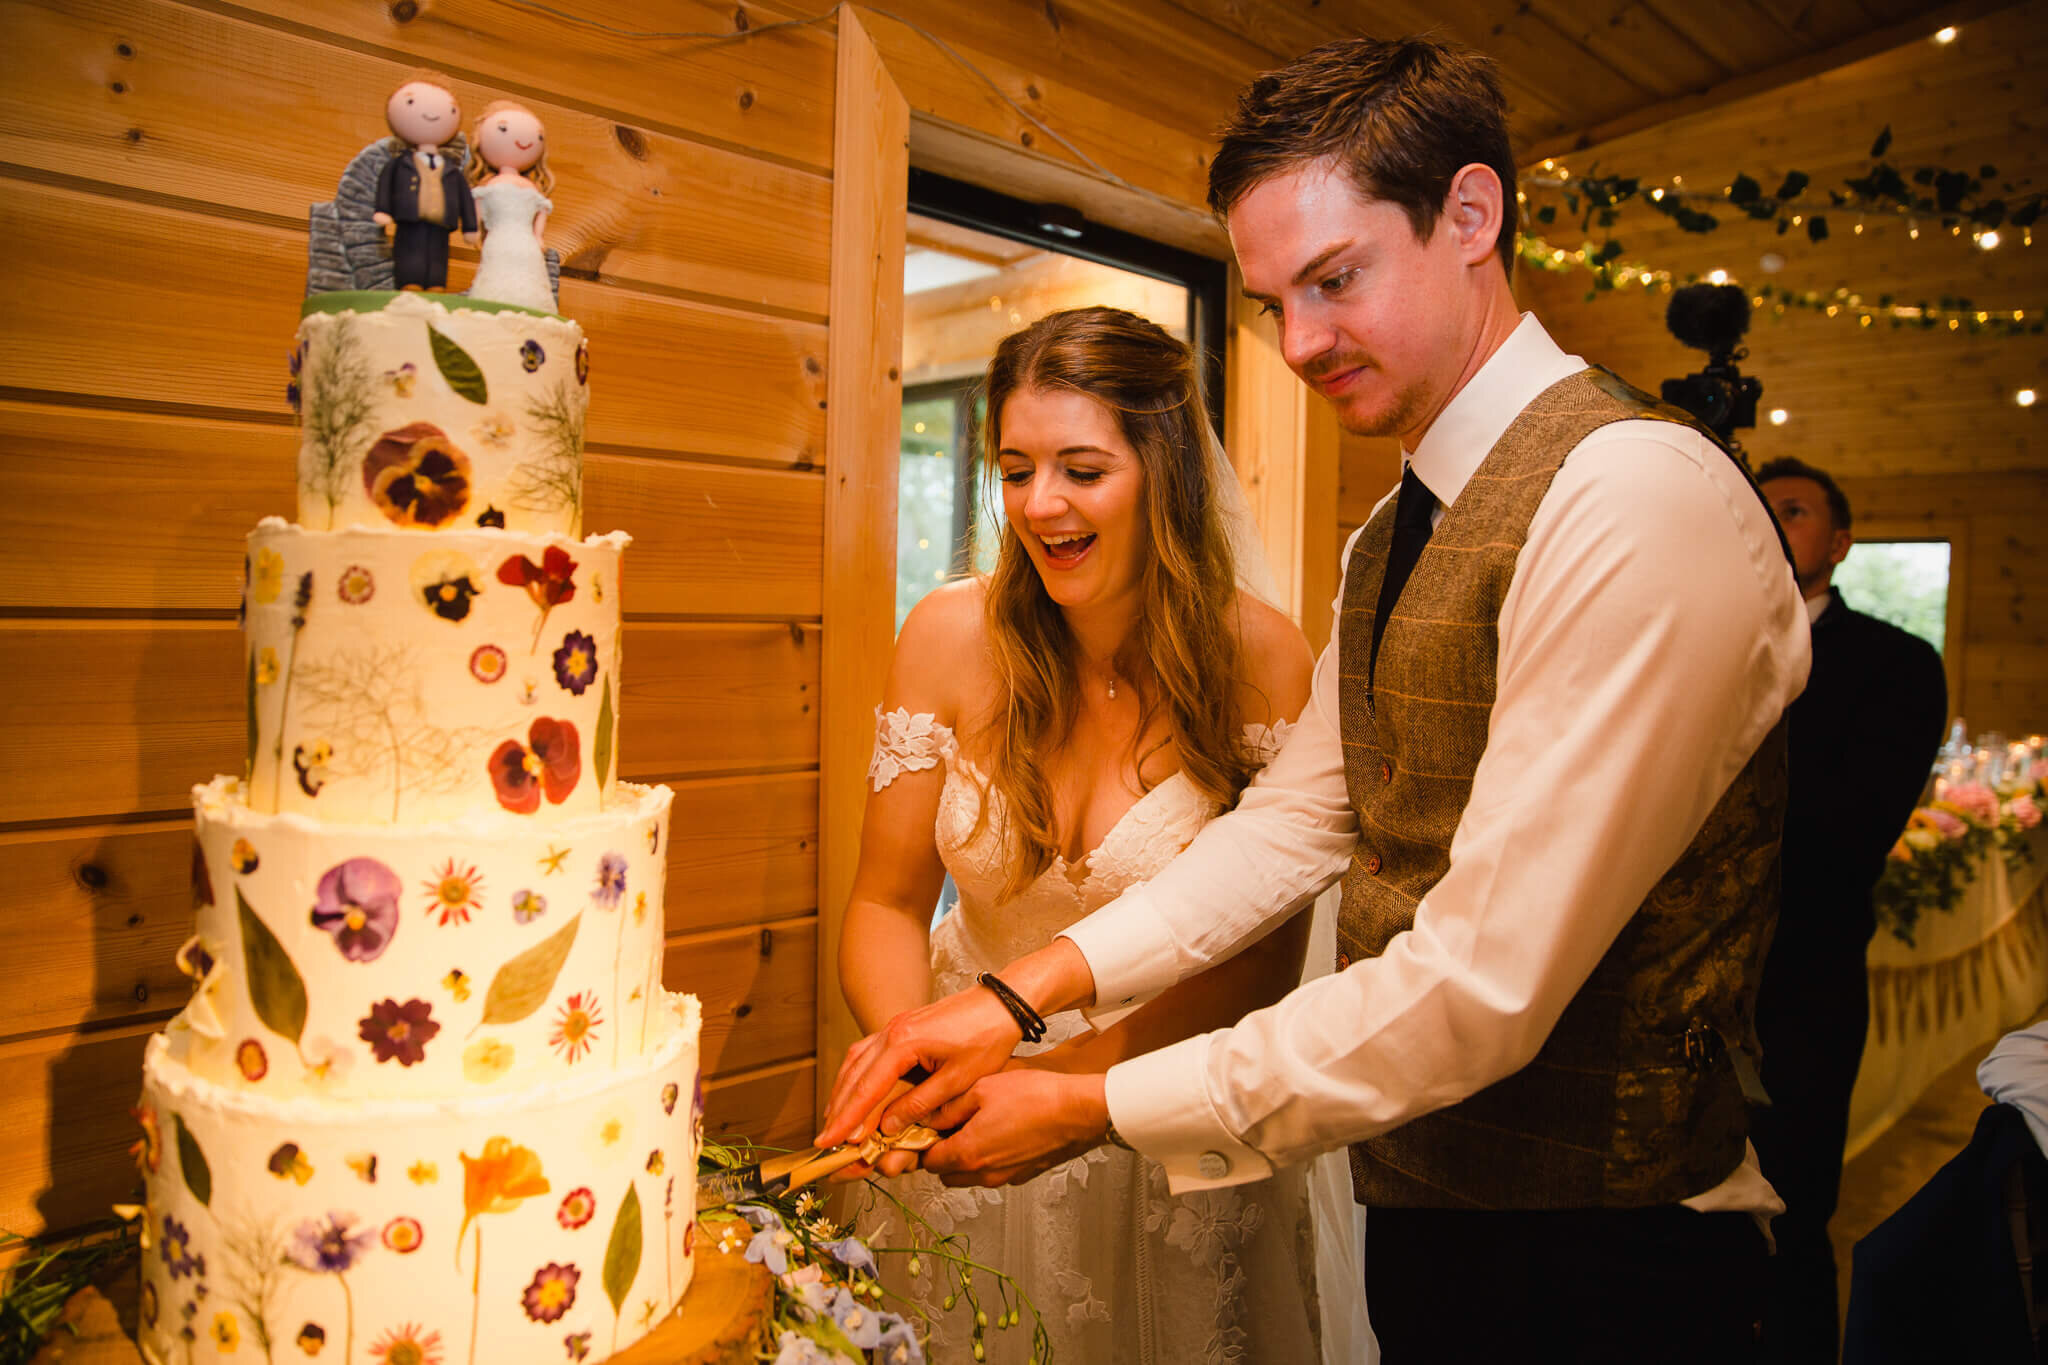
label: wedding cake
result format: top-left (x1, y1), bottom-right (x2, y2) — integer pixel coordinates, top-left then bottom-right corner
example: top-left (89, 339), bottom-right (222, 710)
top-left (132, 288), bottom-right (702, 1365)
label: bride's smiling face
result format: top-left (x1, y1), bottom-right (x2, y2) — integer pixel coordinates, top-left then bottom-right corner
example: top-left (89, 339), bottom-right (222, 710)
top-left (477, 107), bottom-right (546, 174)
top-left (996, 386), bottom-right (1147, 613)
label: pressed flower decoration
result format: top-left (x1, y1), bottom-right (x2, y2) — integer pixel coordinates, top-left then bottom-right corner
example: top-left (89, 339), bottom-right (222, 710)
top-left (513, 888), bottom-right (548, 924)
top-left (661, 1083), bottom-right (679, 1116)
top-left (175, 935), bottom-right (218, 985)
top-left (131, 1104), bottom-right (162, 1175)
top-left (645, 1149), bottom-right (664, 1177)
top-left (384, 362), bottom-right (418, 397)
top-left (251, 548), bottom-right (285, 605)
top-left (476, 505), bottom-right (507, 529)
top-left (473, 413), bottom-right (517, 449)
top-left (288, 340), bottom-right (307, 413)
top-left (550, 991), bottom-right (602, 1063)
top-left (293, 740), bottom-right (332, 797)
top-left (381, 1216), bottom-right (424, 1254)
top-left (557, 1187), bottom-right (596, 1230)
top-left (497, 545), bottom-right (578, 651)
top-left (593, 853), bottom-right (627, 909)
top-left (337, 564), bottom-right (376, 605)
top-left (489, 717), bottom-right (581, 813)
top-left (443, 967), bottom-right (472, 1001)
top-left (552, 629), bottom-right (599, 696)
top-left (423, 859), bottom-right (485, 927)
top-left (290, 1212), bottom-right (375, 1274)
top-left (457, 1136), bottom-right (552, 1362)
top-left (236, 1038), bottom-right (268, 1082)
top-left (521, 339), bottom-right (545, 372)
top-left (212, 1310), bottom-right (240, 1352)
top-left (296, 1322), bottom-right (325, 1354)
top-left (521, 1262), bottom-right (580, 1324)
top-left (469, 644), bottom-right (509, 684)
top-left (574, 340), bottom-right (590, 385)
top-left (256, 647), bottom-right (281, 686)
top-left (141, 1281), bottom-right (159, 1330)
top-left (369, 1323), bottom-right (443, 1365)
top-left (231, 839), bottom-right (261, 874)
top-left (309, 857), bottom-right (402, 962)
top-left (407, 1161), bottom-right (438, 1186)
top-left (192, 838), bottom-right (215, 908)
top-left (462, 1036), bottom-right (515, 1083)
top-left (363, 422), bottom-right (473, 528)
top-left (410, 550), bottom-right (484, 623)
top-left (358, 997), bottom-right (440, 1066)
top-left (348, 1152), bottom-right (378, 1182)
top-left (564, 1331), bottom-right (592, 1361)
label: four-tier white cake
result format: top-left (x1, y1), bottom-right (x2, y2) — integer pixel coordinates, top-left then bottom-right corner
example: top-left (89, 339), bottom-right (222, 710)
top-left (134, 291), bottom-right (702, 1365)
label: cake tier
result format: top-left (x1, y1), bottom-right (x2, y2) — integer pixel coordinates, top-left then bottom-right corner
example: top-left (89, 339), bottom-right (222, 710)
top-left (242, 520), bottom-right (626, 824)
top-left (294, 291), bottom-right (589, 536)
top-left (182, 777), bottom-right (671, 1101)
top-left (135, 995), bottom-right (701, 1365)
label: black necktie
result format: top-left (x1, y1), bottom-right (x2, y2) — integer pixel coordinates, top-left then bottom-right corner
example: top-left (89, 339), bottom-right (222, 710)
top-left (1369, 466), bottom-right (1437, 689)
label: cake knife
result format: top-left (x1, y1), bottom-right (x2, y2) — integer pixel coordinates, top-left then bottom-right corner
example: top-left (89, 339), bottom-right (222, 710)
top-left (696, 1067), bottom-right (938, 1210)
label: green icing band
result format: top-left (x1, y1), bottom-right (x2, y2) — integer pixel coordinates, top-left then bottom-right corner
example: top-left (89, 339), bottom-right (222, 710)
top-left (301, 290), bottom-right (561, 320)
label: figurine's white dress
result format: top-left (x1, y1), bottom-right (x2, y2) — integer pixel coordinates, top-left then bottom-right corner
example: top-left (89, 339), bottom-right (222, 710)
top-left (864, 709), bottom-right (1324, 1365)
top-left (467, 180), bottom-right (555, 313)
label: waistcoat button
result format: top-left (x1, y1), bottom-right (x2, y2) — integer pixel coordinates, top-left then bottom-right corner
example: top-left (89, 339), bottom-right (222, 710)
top-left (1197, 1151), bottom-right (1231, 1180)
top-left (1365, 853), bottom-right (1382, 875)
top-left (1380, 761), bottom-right (1393, 784)
top-left (1336, 953), bottom-right (1351, 970)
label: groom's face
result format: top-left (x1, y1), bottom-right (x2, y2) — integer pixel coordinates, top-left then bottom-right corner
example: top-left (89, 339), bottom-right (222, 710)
top-left (1230, 159), bottom-right (1469, 443)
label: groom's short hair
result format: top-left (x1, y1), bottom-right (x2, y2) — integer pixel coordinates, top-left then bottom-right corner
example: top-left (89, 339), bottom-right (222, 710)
top-left (1208, 37), bottom-right (1519, 279)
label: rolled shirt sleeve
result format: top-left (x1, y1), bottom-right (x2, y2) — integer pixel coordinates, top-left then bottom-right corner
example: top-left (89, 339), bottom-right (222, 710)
top-left (1074, 418), bottom-right (1810, 1192)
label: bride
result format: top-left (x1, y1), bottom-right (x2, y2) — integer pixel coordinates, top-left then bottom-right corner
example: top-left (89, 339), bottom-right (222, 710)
top-left (464, 100), bottom-right (557, 314)
top-left (841, 307), bottom-right (1365, 1363)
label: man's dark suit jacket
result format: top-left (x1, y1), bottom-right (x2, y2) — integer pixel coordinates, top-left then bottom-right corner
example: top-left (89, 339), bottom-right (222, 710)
top-left (374, 150), bottom-right (478, 235)
top-left (1777, 586), bottom-right (1949, 961)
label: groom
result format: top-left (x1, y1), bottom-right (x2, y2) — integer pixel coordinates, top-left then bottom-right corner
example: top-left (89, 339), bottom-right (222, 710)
top-left (822, 37), bottom-right (1809, 1362)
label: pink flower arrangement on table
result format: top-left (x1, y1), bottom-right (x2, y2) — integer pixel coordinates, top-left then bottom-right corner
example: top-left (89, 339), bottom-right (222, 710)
top-left (1945, 782), bottom-right (2000, 825)
top-left (1879, 767), bottom-right (2048, 945)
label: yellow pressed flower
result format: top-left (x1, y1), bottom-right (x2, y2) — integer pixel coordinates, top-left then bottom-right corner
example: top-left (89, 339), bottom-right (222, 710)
top-left (443, 968), bottom-right (472, 1002)
top-left (250, 548), bottom-right (284, 605)
top-left (462, 1036), bottom-right (514, 1083)
top-left (212, 1310), bottom-right (240, 1352)
top-left (408, 1159), bottom-right (439, 1185)
top-left (255, 647), bottom-right (280, 686)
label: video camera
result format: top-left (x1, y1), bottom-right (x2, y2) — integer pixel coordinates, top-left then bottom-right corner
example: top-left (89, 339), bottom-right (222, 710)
top-left (1660, 283), bottom-right (1763, 452)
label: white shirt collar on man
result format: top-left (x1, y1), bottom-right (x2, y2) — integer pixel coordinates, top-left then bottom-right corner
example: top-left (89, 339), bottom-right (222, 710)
top-left (1401, 312), bottom-right (1584, 522)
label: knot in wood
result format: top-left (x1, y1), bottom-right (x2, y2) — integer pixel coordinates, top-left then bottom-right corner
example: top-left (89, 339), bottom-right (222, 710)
top-left (76, 862), bottom-right (109, 891)
top-left (614, 125), bottom-right (649, 161)
top-left (389, 0), bottom-right (419, 23)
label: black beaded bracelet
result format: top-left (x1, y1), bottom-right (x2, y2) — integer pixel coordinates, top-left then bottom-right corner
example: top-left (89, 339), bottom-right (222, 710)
top-left (976, 970), bottom-right (1048, 1044)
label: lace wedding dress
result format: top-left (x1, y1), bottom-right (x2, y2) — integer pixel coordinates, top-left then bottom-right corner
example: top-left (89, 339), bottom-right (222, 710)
top-left (467, 180), bottom-right (555, 313)
top-left (864, 708), bottom-right (1324, 1365)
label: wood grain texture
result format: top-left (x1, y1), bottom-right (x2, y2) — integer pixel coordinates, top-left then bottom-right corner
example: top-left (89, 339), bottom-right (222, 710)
top-left (818, 10), bottom-right (907, 1103)
top-left (671, 917), bottom-right (818, 1077)
top-left (0, 0), bottom-right (833, 316)
top-left (215, 0), bottom-right (837, 172)
top-left (0, 402), bottom-right (826, 616)
top-left (704, 1057), bottom-right (817, 1149)
top-left (2, 178), bottom-right (829, 468)
top-left (0, 621), bottom-right (819, 824)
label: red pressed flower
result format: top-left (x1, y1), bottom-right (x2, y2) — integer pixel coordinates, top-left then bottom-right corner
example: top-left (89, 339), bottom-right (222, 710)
top-left (236, 1038), bottom-right (268, 1081)
top-left (521, 1263), bottom-right (580, 1324)
top-left (359, 998), bottom-right (440, 1066)
top-left (381, 1216), bottom-right (425, 1254)
top-left (556, 1187), bottom-right (595, 1230)
top-left (489, 718), bottom-right (581, 814)
top-left (497, 546), bottom-right (578, 650)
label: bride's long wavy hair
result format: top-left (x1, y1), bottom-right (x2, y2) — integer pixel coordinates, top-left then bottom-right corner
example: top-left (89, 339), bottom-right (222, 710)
top-left (970, 306), bottom-right (1261, 899)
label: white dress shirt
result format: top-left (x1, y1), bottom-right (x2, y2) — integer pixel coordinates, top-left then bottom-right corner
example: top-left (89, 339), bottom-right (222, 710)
top-left (1063, 315), bottom-right (1809, 1212)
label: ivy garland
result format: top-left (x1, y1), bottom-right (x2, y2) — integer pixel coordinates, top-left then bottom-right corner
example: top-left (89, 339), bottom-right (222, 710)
top-left (1518, 126), bottom-right (2045, 331)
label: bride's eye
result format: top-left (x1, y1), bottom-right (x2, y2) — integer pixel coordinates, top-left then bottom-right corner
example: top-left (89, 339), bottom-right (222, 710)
top-left (1066, 468), bottom-right (1105, 484)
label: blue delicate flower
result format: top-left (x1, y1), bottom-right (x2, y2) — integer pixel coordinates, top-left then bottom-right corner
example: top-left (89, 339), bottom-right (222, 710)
top-left (874, 1314), bottom-right (925, 1365)
top-left (743, 1223), bottom-right (794, 1275)
top-left (734, 1204), bottom-right (785, 1232)
top-left (824, 1288), bottom-right (884, 1350)
top-left (513, 889), bottom-right (547, 924)
top-left (287, 1211), bottom-right (376, 1273)
top-left (552, 630), bottom-right (599, 696)
top-left (520, 339), bottom-right (545, 372)
top-left (161, 1215), bottom-right (201, 1280)
top-left (593, 853), bottom-right (627, 909)
top-left (820, 1236), bottom-right (877, 1278)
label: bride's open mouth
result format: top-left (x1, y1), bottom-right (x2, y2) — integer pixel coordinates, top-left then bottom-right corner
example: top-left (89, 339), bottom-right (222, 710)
top-left (1041, 533), bottom-right (1096, 567)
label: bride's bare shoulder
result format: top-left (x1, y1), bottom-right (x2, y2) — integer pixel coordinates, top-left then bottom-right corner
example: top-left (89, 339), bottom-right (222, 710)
top-left (886, 578), bottom-right (993, 720)
top-left (1230, 589), bottom-right (1314, 726)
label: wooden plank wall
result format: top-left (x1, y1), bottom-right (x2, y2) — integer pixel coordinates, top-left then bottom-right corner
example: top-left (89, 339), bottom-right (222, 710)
top-left (0, 0), bottom-right (839, 1241)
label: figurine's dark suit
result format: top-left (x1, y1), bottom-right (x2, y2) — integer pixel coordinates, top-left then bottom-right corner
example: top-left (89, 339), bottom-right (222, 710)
top-left (375, 147), bottom-right (477, 291)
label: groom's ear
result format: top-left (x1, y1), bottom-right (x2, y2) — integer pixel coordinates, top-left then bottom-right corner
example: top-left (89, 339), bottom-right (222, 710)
top-left (1441, 163), bottom-right (1508, 270)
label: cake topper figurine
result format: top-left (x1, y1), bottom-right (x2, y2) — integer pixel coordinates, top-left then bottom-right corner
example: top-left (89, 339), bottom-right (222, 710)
top-left (372, 78), bottom-right (479, 292)
top-left (464, 101), bottom-right (560, 313)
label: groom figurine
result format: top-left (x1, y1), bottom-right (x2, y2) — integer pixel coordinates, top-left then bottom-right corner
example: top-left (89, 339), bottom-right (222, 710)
top-left (823, 36), bottom-right (1809, 1363)
top-left (373, 77), bottom-right (479, 292)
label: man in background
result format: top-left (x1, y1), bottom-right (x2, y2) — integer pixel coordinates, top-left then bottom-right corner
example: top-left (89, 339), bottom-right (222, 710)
top-left (1754, 457), bottom-right (1949, 1361)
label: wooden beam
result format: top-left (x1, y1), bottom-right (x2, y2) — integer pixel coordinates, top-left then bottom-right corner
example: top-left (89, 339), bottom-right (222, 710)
top-left (1522, 0), bottom-right (2027, 162)
top-left (817, 8), bottom-right (909, 1117)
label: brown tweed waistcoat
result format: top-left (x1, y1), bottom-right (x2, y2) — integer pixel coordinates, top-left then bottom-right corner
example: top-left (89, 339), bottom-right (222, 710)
top-left (1336, 366), bottom-right (1787, 1210)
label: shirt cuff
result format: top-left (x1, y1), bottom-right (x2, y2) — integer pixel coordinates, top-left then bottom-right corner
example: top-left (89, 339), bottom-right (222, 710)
top-left (1105, 1034), bottom-right (1274, 1193)
top-left (1061, 884), bottom-right (1187, 1027)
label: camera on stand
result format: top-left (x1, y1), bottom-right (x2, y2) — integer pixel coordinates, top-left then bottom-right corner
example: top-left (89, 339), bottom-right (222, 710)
top-left (1660, 283), bottom-right (1764, 457)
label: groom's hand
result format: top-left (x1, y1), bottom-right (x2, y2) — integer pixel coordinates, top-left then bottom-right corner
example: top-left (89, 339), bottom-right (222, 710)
top-left (816, 986), bottom-right (1020, 1151)
top-left (920, 1070), bottom-right (1110, 1187)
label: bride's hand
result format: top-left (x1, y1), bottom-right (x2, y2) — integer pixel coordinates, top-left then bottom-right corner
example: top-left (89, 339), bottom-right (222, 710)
top-left (816, 986), bottom-right (1020, 1151)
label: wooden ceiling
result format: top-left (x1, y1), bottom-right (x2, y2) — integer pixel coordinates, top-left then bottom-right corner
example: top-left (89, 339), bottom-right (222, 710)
top-left (1514, 1), bottom-right (2045, 479)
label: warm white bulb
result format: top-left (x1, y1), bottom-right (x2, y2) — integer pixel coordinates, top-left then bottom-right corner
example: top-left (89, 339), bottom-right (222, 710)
top-left (1708, 269), bottom-right (1729, 285)
top-left (1768, 409), bottom-right (1789, 426)
top-left (1979, 230), bottom-right (2001, 250)
top-left (1934, 25), bottom-right (1958, 43)
top-left (2019, 389), bottom-right (2040, 408)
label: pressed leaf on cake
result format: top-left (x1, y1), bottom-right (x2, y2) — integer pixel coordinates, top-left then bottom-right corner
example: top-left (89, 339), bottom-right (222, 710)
top-left (602, 1181), bottom-right (642, 1315)
top-left (476, 914), bottom-right (582, 1029)
top-left (427, 325), bottom-right (489, 404)
top-left (172, 1113), bottom-right (213, 1207)
top-left (238, 889), bottom-right (309, 1044)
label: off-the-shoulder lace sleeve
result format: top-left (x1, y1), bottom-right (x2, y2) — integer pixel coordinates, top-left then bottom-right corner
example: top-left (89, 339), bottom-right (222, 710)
top-left (868, 706), bottom-right (958, 792)
top-left (1243, 718), bottom-right (1296, 768)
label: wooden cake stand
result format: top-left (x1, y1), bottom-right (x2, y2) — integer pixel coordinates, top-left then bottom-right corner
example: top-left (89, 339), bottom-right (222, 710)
top-left (32, 1230), bottom-right (775, 1365)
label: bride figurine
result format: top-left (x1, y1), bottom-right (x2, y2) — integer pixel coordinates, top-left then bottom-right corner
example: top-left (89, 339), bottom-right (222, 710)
top-left (464, 100), bottom-right (557, 313)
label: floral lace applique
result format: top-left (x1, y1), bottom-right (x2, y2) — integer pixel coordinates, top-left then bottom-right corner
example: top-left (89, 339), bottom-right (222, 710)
top-left (867, 706), bottom-right (957, 792)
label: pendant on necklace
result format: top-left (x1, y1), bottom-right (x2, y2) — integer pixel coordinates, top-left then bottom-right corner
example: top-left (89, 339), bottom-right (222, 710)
top-left (1107, 676), bottom-right (1118, 700)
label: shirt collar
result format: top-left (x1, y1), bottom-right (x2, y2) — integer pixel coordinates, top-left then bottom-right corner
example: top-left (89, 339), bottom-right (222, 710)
top-left (1403, 313), bottom-right (1582, 510)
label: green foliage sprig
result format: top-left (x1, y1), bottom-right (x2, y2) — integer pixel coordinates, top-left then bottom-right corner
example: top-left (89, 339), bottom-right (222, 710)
top-left (0, 1217), bottom-right (141, 1361)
